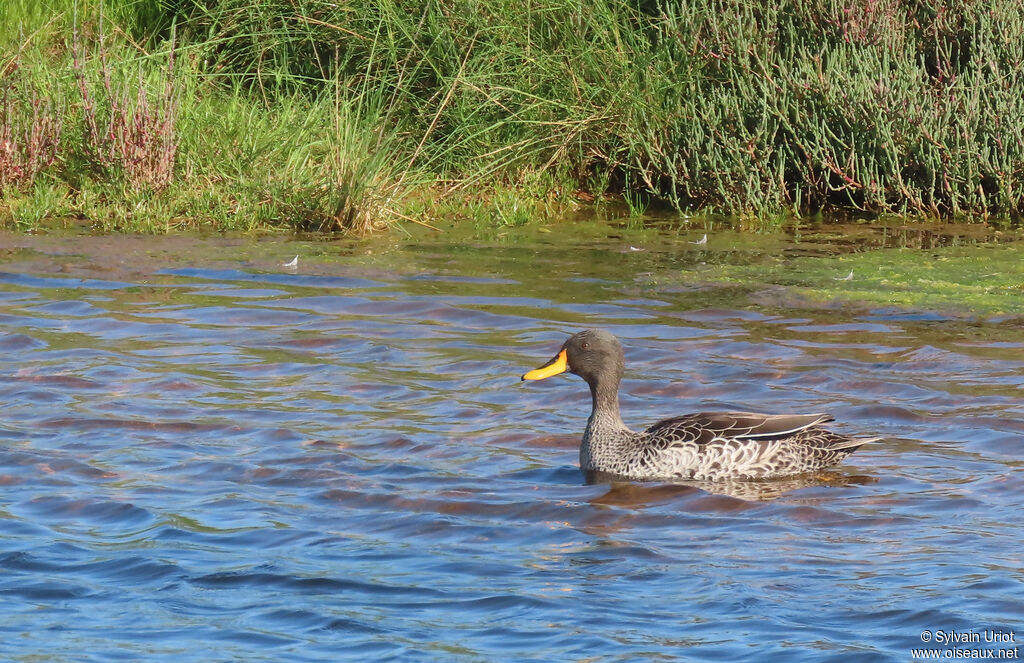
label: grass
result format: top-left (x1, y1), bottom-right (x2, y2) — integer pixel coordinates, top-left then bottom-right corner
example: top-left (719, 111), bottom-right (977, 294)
top-left (2, 0), bottom-right (1024, 233)
top-left (1, 1), bottom-right (431, 232)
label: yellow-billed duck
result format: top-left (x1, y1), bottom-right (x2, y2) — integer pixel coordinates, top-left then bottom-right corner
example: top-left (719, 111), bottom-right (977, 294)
top-left (522, 329), bottom-right (879, 481)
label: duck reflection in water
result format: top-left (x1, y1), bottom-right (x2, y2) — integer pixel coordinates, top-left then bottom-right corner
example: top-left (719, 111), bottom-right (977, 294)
top-left (586, 470), bottom-right (878, 503)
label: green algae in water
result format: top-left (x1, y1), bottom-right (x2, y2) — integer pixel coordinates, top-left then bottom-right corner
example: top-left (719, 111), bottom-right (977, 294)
top-left (706, 243), bottom-right (1024, 318)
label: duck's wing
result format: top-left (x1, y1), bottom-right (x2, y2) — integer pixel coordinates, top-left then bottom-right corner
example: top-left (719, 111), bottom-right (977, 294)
top-left (644, 412), bottom-right (834, 446)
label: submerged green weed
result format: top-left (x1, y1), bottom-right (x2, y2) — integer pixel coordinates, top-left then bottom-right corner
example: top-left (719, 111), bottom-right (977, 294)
top-left (707, 243), bottom-right (1024, 317)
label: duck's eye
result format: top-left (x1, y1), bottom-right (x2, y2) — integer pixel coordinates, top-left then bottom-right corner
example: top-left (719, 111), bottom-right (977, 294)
top-left (581, 342), bottom-right (590, 350)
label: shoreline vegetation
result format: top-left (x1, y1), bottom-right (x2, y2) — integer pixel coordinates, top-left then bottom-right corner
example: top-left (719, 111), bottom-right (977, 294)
top-left (2, 0), bottom-right (1023, 234)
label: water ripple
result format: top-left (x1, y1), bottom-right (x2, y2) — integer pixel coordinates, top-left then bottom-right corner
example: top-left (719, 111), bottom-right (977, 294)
top-left (0, 235), bottom-right (1021, 662)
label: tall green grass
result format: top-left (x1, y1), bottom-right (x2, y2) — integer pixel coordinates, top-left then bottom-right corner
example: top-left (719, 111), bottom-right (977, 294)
top-left (2, 0), bottom-right (1024, 232)
top-left (2, 0), bottom-right (422, 232)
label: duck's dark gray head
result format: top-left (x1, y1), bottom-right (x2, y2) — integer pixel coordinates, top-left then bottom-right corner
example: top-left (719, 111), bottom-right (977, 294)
top-left (521, 329), bottom-right (625, 389)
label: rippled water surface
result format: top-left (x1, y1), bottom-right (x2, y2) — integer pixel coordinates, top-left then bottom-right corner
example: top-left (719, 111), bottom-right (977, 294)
top-left (1, 226), bottom-right (1022, 662)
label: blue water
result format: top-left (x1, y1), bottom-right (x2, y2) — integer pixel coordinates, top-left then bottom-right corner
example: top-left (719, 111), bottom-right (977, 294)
top-left (0, 230), bottom-right (1022, 662)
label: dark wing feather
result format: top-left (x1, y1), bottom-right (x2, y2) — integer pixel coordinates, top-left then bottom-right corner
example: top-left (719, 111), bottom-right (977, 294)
top-left (644, 412), bottom-right (834, 446)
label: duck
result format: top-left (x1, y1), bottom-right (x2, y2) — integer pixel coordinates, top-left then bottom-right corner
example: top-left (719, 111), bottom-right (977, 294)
top-left (521, 329), bottom-right (879, 481)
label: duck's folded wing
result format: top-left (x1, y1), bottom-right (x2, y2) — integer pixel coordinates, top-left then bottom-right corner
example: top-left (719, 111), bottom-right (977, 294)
top-left (644, 412), bottom-right (834, 446)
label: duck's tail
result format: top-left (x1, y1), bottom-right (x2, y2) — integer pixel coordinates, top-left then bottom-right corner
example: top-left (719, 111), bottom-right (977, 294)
top-left (831, 436), bottom-right (883, 451)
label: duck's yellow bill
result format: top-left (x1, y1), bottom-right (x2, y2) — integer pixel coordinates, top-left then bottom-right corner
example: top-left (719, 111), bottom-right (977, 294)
top-left (522, 349), bottom-right (568, 381)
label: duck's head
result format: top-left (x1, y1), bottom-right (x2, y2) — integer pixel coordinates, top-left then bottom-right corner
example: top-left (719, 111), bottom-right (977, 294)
top-left (521, 329), bottom-right (624, 388)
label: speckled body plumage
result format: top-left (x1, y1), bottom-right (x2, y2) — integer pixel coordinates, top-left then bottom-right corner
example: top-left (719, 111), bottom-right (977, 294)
top-left (523, 330), bottom-right (878, 481)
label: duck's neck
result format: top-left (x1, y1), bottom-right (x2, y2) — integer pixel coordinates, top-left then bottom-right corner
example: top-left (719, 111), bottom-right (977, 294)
top-left (585, 378), bottom-right (629, 436)
top-left (580, 377), bottom-right (634, 474)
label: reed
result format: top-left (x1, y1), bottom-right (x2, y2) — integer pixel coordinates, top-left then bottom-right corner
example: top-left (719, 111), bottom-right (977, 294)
top-left (71, 16), bottom-right (178, 193)
top-left (0, 79), bottom-right (63, 192)
top-left (2, 0), bottom-right (1023, 232)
